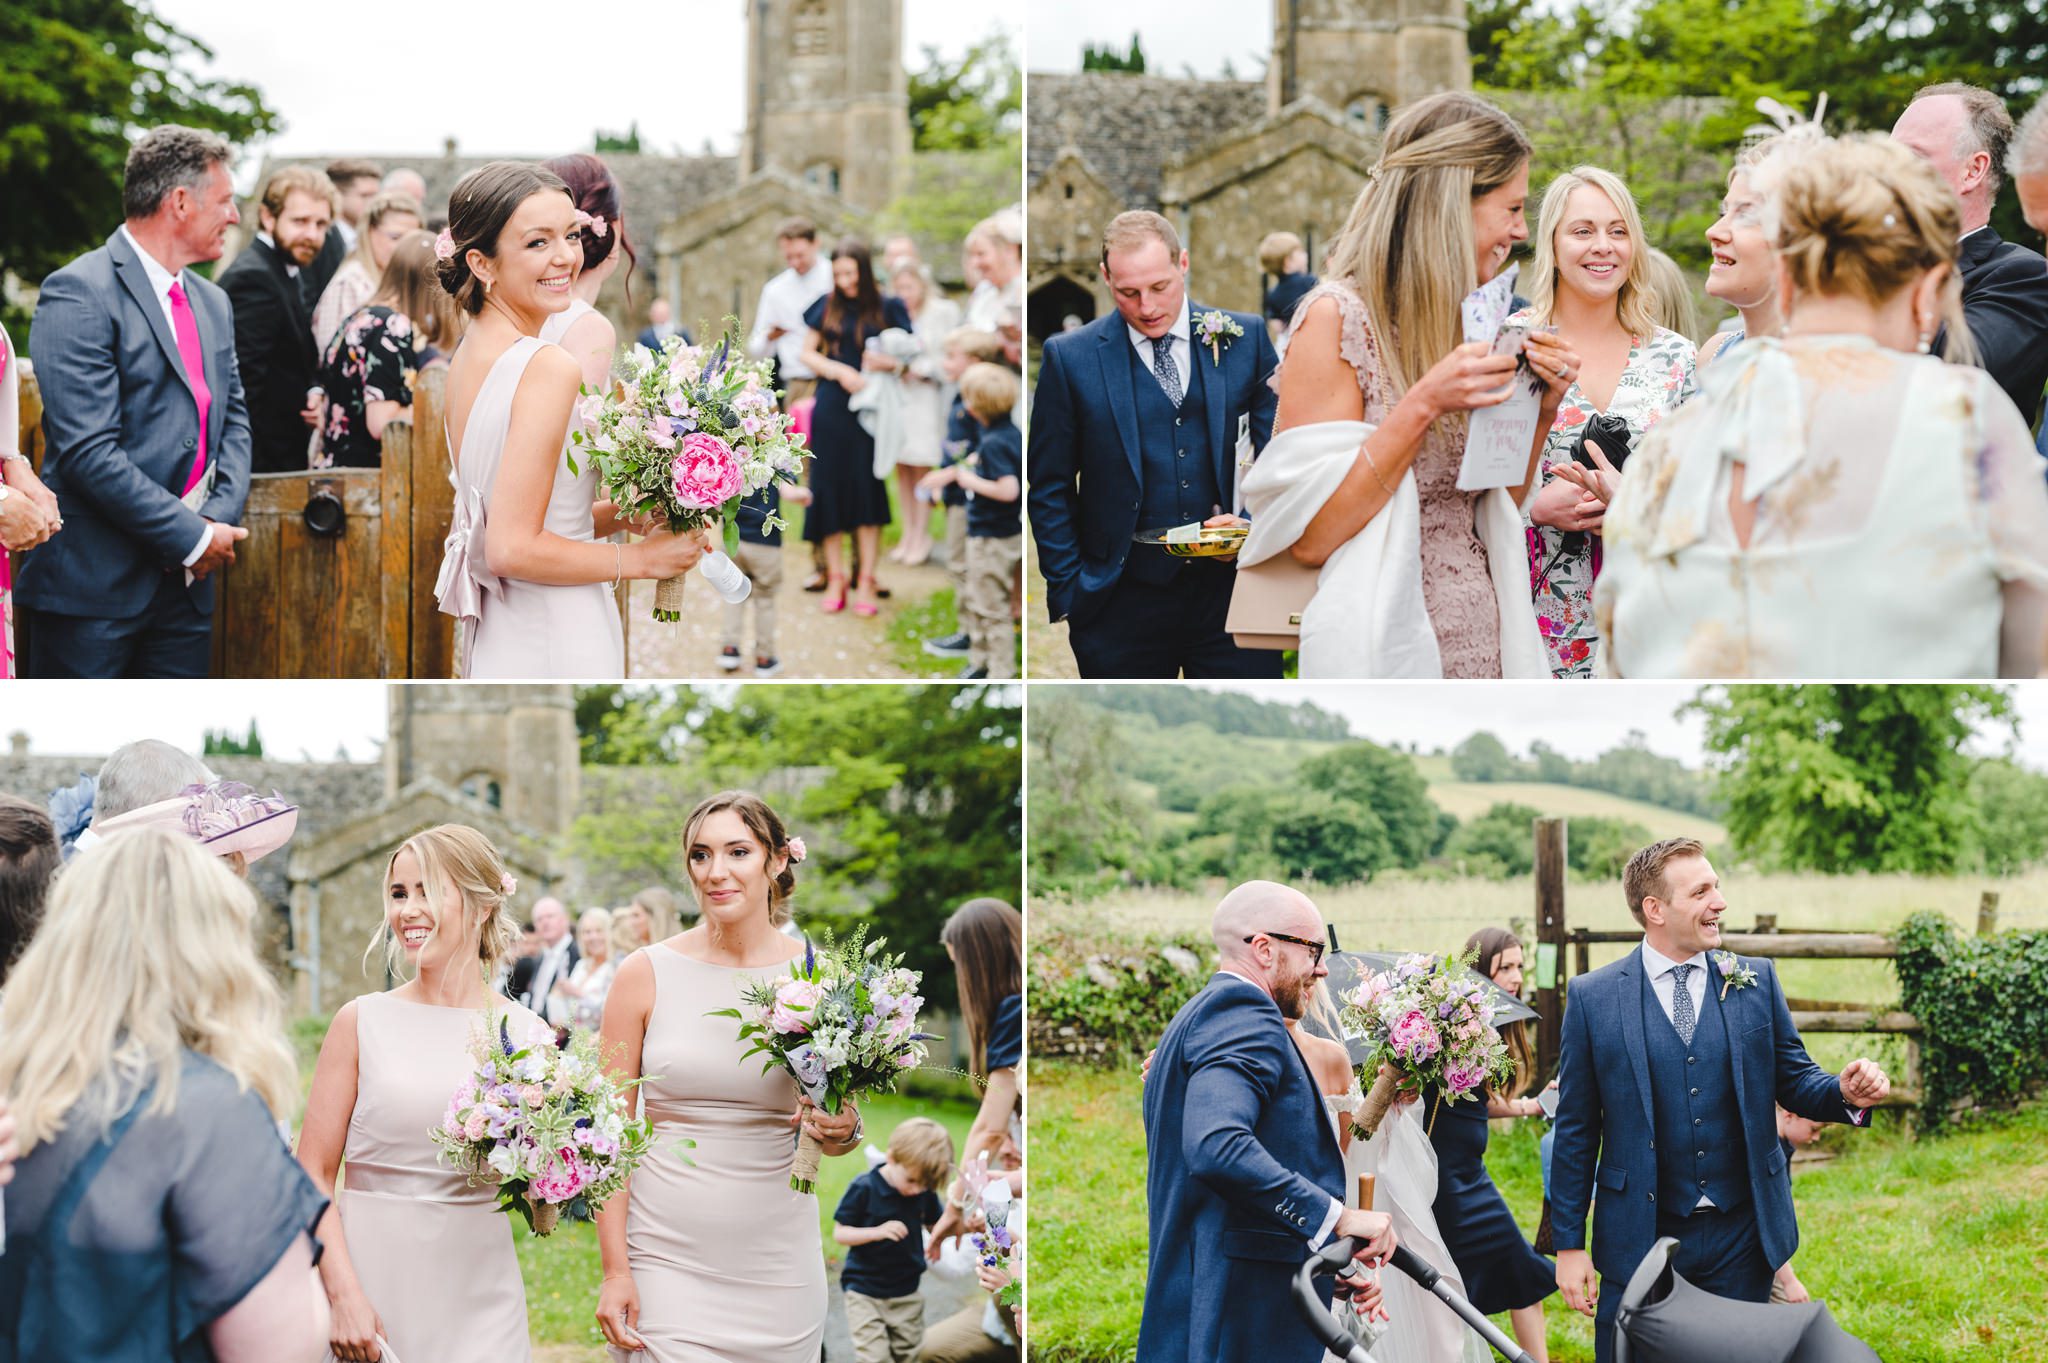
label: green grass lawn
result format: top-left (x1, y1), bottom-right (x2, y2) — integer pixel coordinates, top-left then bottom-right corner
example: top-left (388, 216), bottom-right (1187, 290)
top-left (1029, 1060), bottom-right (2048, 1363)
top-left (287, 1018), bottom-right (976, 1355)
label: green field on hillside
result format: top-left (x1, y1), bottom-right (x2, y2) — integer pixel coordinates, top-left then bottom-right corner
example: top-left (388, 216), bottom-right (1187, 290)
top-left (1427, 780), bottom-right (1726, 844)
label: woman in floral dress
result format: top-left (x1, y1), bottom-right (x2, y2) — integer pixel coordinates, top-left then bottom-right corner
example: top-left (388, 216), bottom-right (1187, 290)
top-left (1515, 165), bottom-right (1698, 678)
top-left (315, 229), bottom-right (463, 468)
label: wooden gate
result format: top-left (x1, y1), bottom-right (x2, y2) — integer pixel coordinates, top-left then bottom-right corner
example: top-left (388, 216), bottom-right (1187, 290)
top-left (210, 367), bottom-right (456, 677)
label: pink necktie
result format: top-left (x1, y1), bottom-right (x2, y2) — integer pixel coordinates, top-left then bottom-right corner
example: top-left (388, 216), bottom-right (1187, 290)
top-left (167, 280), bottom-right (212, 497)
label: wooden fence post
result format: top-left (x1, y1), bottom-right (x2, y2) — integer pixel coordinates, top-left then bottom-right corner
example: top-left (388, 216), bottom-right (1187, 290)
top-left (1534, 816), bottom-right (1568, 1081)
top-left (1978, 891), bottom-right (1999, 937)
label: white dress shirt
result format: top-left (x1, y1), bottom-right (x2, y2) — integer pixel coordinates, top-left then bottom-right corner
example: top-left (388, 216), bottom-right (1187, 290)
top-left (1214, 968), bottom-right (1346, 1250)
top-left (1128, 301), bottom-right (1193, 400)
top-left (747, 258), bottom-right (834, 380)
top-left (1639, 940), bottom-right (1710, 1028)
top-left (336, 219), bottom-right (358, 253)
top-left (117, 226), bottom-right (215, 567)
top-left (529, 936), bottom-right (574, 1007)
top-left (255, 231), bottom-right (300, 280)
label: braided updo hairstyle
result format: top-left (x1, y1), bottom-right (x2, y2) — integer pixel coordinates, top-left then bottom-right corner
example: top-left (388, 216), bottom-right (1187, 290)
top-left (1760, 133), bottom-right (1977, 365)
top-left (435, 161), bottom-right (572, 316)
top-left (681, 791), bottom-right (798, 927)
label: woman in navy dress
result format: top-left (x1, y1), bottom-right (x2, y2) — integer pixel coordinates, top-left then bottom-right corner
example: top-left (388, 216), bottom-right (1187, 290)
top-left (798, 239), bottom-right (911, 616)
top-left (1426, 926), bottom-right (1556, 1361)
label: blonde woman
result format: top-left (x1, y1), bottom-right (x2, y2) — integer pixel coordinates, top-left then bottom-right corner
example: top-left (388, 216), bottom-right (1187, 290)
top-left (1596, 133), bottom-right (2048, 677)
top-left (1242, 92), bottom-right (1578, 678)
top-left (549, 906), bottom-right (617, 1033)
top-left (1513, 165), bottom-right (1699, 679)
top-left (0, 829), bottom-right (330, 1362)
top-left (1699, 138), bottom-right (1794, 369)
top-left (297, 825), bottom-right (544, 1363)
top-left (595, 791), bottom-right (860, 1361)
top-left (313, 191), bottom-right (424, 353)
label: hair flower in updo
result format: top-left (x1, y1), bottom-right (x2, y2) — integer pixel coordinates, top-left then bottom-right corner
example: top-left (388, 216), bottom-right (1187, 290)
top-left (434, 228), bottom-right (457, 261)
top-left (786, 837), bottom-right (807, 865)
top-left (574, 209), bottom-right (608, 240)
top-left (501, 873), bottom-right (518, 896)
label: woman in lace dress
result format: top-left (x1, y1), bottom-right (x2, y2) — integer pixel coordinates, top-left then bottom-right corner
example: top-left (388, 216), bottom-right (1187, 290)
top-left (1242, 93), bottom-right (1579, 679)
top-left (1595, 134), bottom-right (2048, 678)
top-left (1513, 165), bottom-right (1698, 678)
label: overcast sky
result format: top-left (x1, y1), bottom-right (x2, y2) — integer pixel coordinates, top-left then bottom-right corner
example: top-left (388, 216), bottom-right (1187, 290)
top-left (1189, 683), bottom-right (2048, 770)
top-left (1026, 2), bottom-right (1270, 77)
top-left (152, 0), bottom-right (1017, 167)
top-left (3, 682), bottom-right (388, 763)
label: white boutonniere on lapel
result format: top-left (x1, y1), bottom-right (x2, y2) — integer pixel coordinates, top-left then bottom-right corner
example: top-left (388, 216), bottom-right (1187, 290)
top-left (1710, 949), bottom-right (1758, 1001)
top-left (1195, 309), bottom-right (1243, 366)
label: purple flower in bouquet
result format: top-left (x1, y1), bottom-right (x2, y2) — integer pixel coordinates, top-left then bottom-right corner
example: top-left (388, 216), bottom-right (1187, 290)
top-left (672, 432), bottom-right (745, 509)
top-left (1444, 1061), bottom-right (1488, 1096)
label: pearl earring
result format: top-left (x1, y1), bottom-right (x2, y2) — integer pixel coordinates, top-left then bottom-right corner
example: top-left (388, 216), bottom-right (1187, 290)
top-left (1916, 318), bottom-right (1934, 354)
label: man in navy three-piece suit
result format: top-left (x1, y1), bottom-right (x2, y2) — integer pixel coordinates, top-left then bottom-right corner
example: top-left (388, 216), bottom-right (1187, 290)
top-left (1140, 881), bottom-right (1397, 1363)
top-left (1550, 837), bottom-right (1892, 1363)
top-left (1028, 210), bottom-right (1285, 679)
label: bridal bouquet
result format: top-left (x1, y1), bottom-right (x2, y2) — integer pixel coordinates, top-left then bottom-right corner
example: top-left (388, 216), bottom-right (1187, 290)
top-left (570, 318), bottom-right (809, 620)
top-left (711, 931), bottom-right (936, 1192)
top-left (1339, 952), bottom-right (1516, 1141)
top-left (432, 1014), bottom-right (653, 1235)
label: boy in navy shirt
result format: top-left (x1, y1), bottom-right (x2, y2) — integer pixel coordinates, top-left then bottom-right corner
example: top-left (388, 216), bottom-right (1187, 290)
top-left (922, 363), bottom-right (1021, 679)
top-left (919, 328), bottom-right (1009, 661)
top-left (718, 478), bottom-right (811, 676)
top-left (832, 1117), bottom-right (954, 1363)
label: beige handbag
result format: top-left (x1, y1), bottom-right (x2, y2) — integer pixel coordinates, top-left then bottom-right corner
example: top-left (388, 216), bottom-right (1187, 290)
top-left (1225, 550), bottom-right (1319, 651)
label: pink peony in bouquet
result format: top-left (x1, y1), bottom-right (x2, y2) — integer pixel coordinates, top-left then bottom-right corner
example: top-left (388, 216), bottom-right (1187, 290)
top-left (431, 1014), bottom-right (653, 1235)
top-left (710, 930), bottom-right (936, 1192)
top-left (570, 318), bottom-right (809, 620)
top-left (1339, 951), bottom-right (1516, 1140)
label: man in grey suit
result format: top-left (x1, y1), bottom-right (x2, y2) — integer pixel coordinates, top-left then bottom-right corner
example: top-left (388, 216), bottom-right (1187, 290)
top-left (18, 125), bottom-right (252, 677)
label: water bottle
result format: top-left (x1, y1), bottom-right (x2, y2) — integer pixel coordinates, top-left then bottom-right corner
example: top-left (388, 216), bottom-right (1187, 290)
top-left (699, 547), bottom-right (752, 604)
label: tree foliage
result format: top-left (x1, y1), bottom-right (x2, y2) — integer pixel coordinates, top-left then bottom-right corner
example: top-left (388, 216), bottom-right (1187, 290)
top-left (1297, 742), bottom-right (1442, 866)
top-left (568, 686), bottom-right (1019, 1012)
top-left (594, 123), bottom-right (643, 154)
top-left (1452, 731), bottom-right (1521, 782)
top-left (1967, 756), bottom-right (2048, 876)
top-left (907, 31), bottom-right (1021, 153)
top-left (0, 2), bottom-right (278, 310)
top-left (201, 721), bottom-right (263, 757)
top-left (1071, 684), bottom-right (1353, 742)
top-left (1690, 684), bottom-right (2012, 873)
top-left (1028, 689), bottom-right (1158, 893)
top-left (1080, 35), bottom-right (1147, 73)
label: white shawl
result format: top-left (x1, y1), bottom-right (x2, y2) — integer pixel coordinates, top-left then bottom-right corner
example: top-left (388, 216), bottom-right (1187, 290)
top-left (1239, 420), bottom-right (1546, 679)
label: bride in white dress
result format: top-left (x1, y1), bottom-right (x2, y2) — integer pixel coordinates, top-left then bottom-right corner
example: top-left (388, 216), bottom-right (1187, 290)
top-left (1303, 995), bottom-right (1488, 1363)
top-left (434, 160), bottom-right (703, 678)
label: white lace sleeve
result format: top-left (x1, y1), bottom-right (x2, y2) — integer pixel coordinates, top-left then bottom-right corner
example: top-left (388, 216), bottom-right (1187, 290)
top-left (1324, 1078), bottom-right (1366, 1120)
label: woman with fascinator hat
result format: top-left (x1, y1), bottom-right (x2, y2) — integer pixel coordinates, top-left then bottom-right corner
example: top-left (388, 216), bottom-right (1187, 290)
top-left (1594, 133), bottom-right (2048, 678)
top-left (91, 780), bottom-right (299, 877)
top-left (296, 825), bottom-right (546, 1363)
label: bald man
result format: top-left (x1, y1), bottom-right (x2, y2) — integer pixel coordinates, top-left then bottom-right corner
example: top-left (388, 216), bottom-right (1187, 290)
top-left (1138, 881), bottom-right (1396, 1363)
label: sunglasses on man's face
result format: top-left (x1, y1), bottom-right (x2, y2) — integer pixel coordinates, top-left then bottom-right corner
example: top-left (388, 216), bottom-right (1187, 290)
top-left (1246, 930), bottom-right (1326, 967)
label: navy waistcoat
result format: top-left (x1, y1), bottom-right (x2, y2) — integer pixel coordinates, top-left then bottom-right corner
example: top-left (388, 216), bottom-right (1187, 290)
top-left (1642, 964), bottom-right (1750, 1217)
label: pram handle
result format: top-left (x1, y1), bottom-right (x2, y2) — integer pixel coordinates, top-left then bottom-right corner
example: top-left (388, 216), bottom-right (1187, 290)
top-left (1295, 1237), bottom-right (1539, 1363)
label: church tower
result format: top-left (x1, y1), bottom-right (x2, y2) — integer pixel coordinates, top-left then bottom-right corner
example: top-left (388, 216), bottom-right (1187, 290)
top-left (1269, 0), bottom-right (1471, 129)
top-left (385, 684), bottom-right (579, 837)
top-left (742, 0), bottom-right (911, 213)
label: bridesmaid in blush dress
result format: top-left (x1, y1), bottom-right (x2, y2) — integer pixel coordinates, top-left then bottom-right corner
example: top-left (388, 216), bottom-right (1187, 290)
top-left (432, 161), bottom-right (702, 679)
top-left (596, 791), bottom-right (862, 1362)
top-left (297, 825), bottom-right (546, 1363)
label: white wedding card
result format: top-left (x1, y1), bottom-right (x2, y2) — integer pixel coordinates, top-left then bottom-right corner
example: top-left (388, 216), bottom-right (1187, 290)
top-left (1455, 263), bottom-right (1547, 492)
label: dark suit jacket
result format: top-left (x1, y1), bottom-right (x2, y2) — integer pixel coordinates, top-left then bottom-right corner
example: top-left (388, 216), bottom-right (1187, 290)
top-left (506, 954), bottom-right (539, 1006)
top-left (1138, 974), bottom-right (1345, 1363)
top-left (218, 237), bottom-right (318, 473)
top-left (1550, 950), bottom-right (1863, 1285)
top-left (519, 939), bottom-right (581, 1014)
top-left (1027, 304), bottom-right (1278, 628)
top-left (306, 223), bottom-right (346, 306)
top-left (18, 230), bottom-right (251, 619)
top-left (1956, 226), bottom-right (2048, 429)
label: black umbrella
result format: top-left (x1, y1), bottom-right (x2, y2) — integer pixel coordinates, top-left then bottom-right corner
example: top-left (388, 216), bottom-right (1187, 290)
top-left (1307, 949), bottom-right (1538, 1064)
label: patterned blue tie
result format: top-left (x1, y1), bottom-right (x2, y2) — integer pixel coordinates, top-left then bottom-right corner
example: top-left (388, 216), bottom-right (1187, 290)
top-left (1670, 963), bottom-right (1698, 1045)
top-left (1153, 333), bottom-right (1184, 407)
